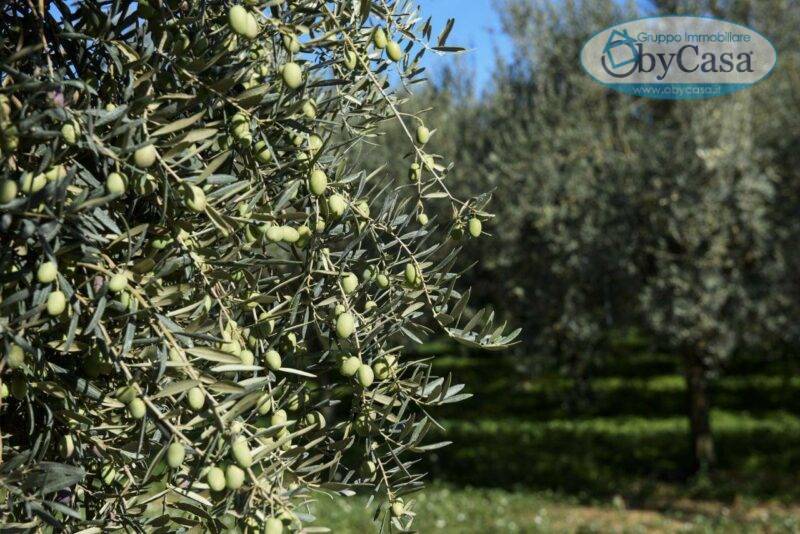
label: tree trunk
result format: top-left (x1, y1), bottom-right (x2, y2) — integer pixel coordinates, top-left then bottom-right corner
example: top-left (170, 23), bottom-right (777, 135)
top-left (682, 352), bottom-right (716, 473)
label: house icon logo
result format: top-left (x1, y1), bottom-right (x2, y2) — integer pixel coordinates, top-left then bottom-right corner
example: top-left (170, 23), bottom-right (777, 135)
top-left (601, 28), bottom-right (639, 77)
top-left (580, 16), bottom-right (777, 100)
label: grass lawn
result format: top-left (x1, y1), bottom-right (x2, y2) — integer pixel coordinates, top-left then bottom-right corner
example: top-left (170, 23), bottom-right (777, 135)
top-left (339, 345), bottom-right (800, 532)
top-left (310, 484), bottom-right (800, 533)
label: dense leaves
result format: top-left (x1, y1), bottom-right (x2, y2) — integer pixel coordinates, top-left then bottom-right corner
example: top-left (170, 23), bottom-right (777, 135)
top-left (0, 0), bottom-right (515, 531)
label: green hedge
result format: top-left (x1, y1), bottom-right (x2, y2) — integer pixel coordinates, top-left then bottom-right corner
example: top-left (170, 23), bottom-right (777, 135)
top-left (423, 411), bottom-right (800, 499)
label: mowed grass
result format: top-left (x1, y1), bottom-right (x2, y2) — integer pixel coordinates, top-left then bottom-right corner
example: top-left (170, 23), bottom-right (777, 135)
top-left (314, 342), bottom-right (800, 532)
top-left (310, 484), bottom-right (800, 533)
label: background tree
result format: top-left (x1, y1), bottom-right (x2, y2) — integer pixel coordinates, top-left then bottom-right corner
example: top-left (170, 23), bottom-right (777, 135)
top-left (357, 0), bottom-right (800, 473)
top-left (0, 1), bottom-right (515, 531)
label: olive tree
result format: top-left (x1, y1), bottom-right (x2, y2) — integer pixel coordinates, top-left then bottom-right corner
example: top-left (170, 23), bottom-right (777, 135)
top-left (632, 0), bottom-right (800, 471)
top-left (489, 0), bottom-right (797, 471)
top-left (479, 0), bottom-right (795, 469)
top-left (0, 1), bottom-right (516, 531)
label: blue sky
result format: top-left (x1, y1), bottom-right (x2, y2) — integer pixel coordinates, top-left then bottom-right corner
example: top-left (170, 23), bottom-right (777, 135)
top-left (415, 0), bottom-right (653, 92)
top-left (416, 0), bottom-right (513, 92)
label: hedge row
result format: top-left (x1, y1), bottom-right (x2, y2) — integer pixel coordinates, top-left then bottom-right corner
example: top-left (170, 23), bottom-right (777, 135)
top-left (423, 411), bottom-right (800, 498)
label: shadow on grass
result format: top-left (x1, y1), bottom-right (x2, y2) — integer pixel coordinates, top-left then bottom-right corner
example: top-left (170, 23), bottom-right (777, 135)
top-left (422, 411), bottom-right (800, 503)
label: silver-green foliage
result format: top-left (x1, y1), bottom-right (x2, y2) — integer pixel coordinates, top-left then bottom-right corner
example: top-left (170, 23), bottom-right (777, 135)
top-left (0, 0), bottom-right (516, 531)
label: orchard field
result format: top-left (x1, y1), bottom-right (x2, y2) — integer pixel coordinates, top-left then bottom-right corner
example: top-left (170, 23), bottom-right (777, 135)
top-left (317, 340), bottom-right (800, 532)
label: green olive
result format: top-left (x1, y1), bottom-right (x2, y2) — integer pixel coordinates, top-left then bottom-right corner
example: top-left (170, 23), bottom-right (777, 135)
top-left (281, 226), bottom-right (300, 243)
top-left (256, 393), bottom-right (273, 415)
top-left (1, 127), bottom-right (19, 152)
top-left (135, 173), bottom-right (158, 196)
top-left (468, 217), bottom-right (482, 237)
top-left (151, 236), bottom-right (172, 250)
top-left (37, 261), bottom-right (58, 284)
top-left (116, 384), bottom-right (138, 404)
top-left (357, 364), bottom-right (374, 387)
top-left (254, 140), bottom-right (272, 163)
top-left (404, 263), bottom-right (418, 285)
top-left (327, 194), bottom-right (346, 218)
top-left (341, 272), bottom-right (358, 294)
top-left (304, 411), bottom-right (325, 429)
top-left (243, 12), bottom-right (259, 39)
top-left (360, 460), bottom-right (377, 478)
top-left (376, 273), bottom-right (390, 289)
top-left (61, 122), bottom-right (79, 145)
top-left (0, 179), bottom-right (17, 203)
top-left (43, 166), bottom-right (60, 182)
top-left (228, 5), bottom-right (250, 36)
top-left (265, 349), bottom-right (282, 371)
top-left (20, 172), bottom-right (46, 194)
top-left (281, 62), bottom-right (303, 89)
top-left (221, 338), bottom-right (241, 356)
top-left (285, 390), bottom-right (303, 411)
top-left (266, 225), bottom-right (283, 242)
top-left (270, 409), bottom-right (287, 426)
top-left (416, 125), bottom-right (430, 145)
top-left (391, 500), bottom-right (405, 517)
top-left (302, 99), bottom-right (317, 119)
top-left (372, 354), bottom-right (397, 380)
top-left (239, 349), bottom-right (254, 366)
top-left (47, 290), bottom-right (67, 316)
top-left (335, 312), bottom-right (355, 338)
top-left (343, 49), bottom-right (357, 70)
top-left (372, 27), bottom-right (388, 49)
top-left (265, 517), bottom-right (283, 534)
top-left (339, 355), bottom-right (360, 377)
top-left (207, 466), bottom-right (226, 491)
top-left (108, 272), bottom-right (128, 293)
top-left (308, 134), bottom-right (323, 153)
top-left (127, 397), bottom-right (146, 419)
top-left (133, 144), bottom-right (158, 168)
top-left (308, 169), bottom-right (328, 197)
top-left (106, 172), bottom-right (127, 196)
top-left (225, 464), bottom-right (245, 490)
top-left (386, 41), bottom-right (403, 62)
top-left (231, 436), bottom-right (252, 468)
top-left (353, 412), bottom-right (372, 436)
top-left (166, 442), bottom-right (185, 468)
top-left (408, 163), bottom-right (421, 183)
top-left (6, 344), bottom-right (24, 369)
top-left (44, 165), bottom-right (67, 181)
top-left (187, 387), bottom-right (205, 411)
top-left (354, 199), bottom-right (370, 218)
top-left (417, 213), bottom-right (429, 226)
top-left (296, 225), bottom-right (312, 247)
top-left (231, 113), bottom-right (250, 139)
